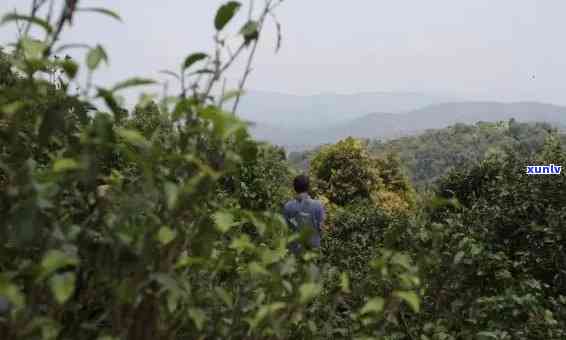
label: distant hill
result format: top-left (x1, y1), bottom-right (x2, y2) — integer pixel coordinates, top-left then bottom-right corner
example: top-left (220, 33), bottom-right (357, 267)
top-left (250, 101), bottom-right (566, 151)
top-left (235, 90), bottom-right (456, 130)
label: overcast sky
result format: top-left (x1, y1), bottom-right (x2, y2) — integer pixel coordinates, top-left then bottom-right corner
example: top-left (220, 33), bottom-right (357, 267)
top-left (2, 0), bottom-right (566, 104)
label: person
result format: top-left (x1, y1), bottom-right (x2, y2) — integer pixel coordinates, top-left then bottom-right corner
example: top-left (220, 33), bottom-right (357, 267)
top-left (283, 174), bottom-right (325, 254)
top-left (0, 296), bottom-right (10, 315)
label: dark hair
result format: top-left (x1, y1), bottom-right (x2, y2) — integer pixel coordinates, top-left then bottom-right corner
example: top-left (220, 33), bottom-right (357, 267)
top-left (293, 174), bottom-right (310, 193)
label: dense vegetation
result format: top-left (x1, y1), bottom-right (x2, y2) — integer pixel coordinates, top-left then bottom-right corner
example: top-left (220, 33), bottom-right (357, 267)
top-left (1, 2), bottom-right (566, 340)
top-left (369, 120), bottom-right (564, 187)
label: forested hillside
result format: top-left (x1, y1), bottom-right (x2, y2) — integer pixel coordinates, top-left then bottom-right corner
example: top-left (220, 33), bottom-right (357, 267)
top-left (250, 101), bottom-right (566, 151)
top-left (370, 120), bottom-right (563, 186)
top-left (1, 2), bottom-right (566, 340)
top-left (290, 120), bottom-right (564, 187)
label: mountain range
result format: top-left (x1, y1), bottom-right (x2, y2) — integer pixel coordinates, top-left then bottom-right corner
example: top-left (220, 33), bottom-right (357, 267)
top-left (234, 92), bottom-right (566, 151)
top-left (235, 90), bottom-right (457, 129)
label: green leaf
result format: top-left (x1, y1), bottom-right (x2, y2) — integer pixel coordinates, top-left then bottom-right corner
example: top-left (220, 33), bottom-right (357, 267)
top-left (112, 78), bottom-right (156, 92)
top-left (360, 297), bottom-right (385, 315)
top-left (299, 282), bottom-right (321, 304)
top-left (213, 211), bottom-right (237, 233)
top-left (96, 88), bottom-right (124, 118)
top-left (247, 302), bottom-right (286, 330)
top-left (390, 252), bottom-right (412, 269)
top-left (60, 59), bottom-right (79, 79)
top-left (115, 128), bottom-right (151, 149)
top-left (54, 43), bottom-right (91, 54)
top-left (393, 291), bottom-right (420, 313)
top-left (1, 13), bottom-right (53, 33)
top-left (248, 262), bottom-right (270, 276)
top-left (229, 234), bottom-right (254, 253)
top-left (188, 308), bottom-right (207, 331)
top-left (220, 89), bottom-right (245, 105)
top-left (77, 7), bottom-right (122, 22)
top-left (240, 20), bottom-right (259, 44)
top-left (0, 278), bottom-right (25, 308)
top-left (339, 272), bottom-right (351, 293)
top-left (86, 45), bottom-right (108, 71)
top-left (27, 317), bottom-right (61, 339)
top-left (21, 37), bottom-right (46, 60)
top-left (182, 53), bottom-right (208, 71)
top-left (41, 250), bottom-right (79, 279)
top-left (454, 250), bottom-right (465, 265)
top-left (476, 332), bottom-right (499, 339)
top-left (215, 1), bottom-right (241, 31)
top-left (214, 287), bottom-right (233, 307)
top-left (49, 273), bottom-right (76, 304)
top-left (53, 158), bottom-right (80, 173)
top-left (159, 70), bottom-right (180, 81)
top-left (164, 182), bottom-right (179, 210)
top-left (157, 226), bottom-right (176, 246)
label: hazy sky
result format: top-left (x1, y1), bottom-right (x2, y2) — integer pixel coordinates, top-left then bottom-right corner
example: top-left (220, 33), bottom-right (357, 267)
top-left (2, 0), bottom-right (566, 104)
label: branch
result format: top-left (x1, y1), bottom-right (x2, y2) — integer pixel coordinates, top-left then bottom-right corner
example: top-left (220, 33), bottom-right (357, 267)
top-left (231, 0), bottom-right (281, 115)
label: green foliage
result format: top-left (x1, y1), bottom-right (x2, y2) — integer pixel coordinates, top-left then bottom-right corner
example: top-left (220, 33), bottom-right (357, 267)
top-left (411, 138), bottom-right (566, 339)
top-left (0, 2), bottom-right (420, 339)
top-left (222, 143), bottom-right (293, 211)
top-left (309, 137), bottom-right (415, 216)
top-left (310, 137), bottom-right (381, 206)
top-left (4, 1), bottom-right (566, 339)
top-left (370, 120), bottom-right (558, 187)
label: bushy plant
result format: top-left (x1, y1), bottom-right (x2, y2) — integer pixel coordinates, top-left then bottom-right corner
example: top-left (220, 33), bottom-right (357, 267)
top-left (0, 2), bottom-right (421, 339)
top-left (408, 136), bottom-right (566, 339)
top-left (310, 137), bottom-right (415, 216)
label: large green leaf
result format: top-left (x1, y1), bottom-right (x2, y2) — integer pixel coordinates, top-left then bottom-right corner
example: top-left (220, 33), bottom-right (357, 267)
top-left (240, 20), bottom-right (259, 44)
top-left (214, 287), bottom-right (233, 307)
top-left (77, 7), bottom-right (122, 22)
top-left (182, 53), bottom-right (208, 71)
top-left (188, 308), bottom-right (207, 331)
top-left (157, 226), bottom-right (177, 246)
top-left (0, 277), bottom-right (25, 308)
top-left (393, 291), bottom-right (420, 313)
top-left (21, 37), bottom-right (46, 60)
top-left (214, 1), bottom-right (241, 31)
top-left (247, 302), bottom-right (286, 331)
top-left (299, 282), bottom-right (321, 304)
top-left (1, 13), bottom-right (53, 33)
top-left (86, 45), bottom-right (108, 71)
top-left (40, 250), bottom-right (79, 279)
top-left (212, 211), bottom-right (237, 233)
top-left (53, 158), bottom-right (80, 173)
top-left (59, 59), bottom-right (79, 79)
top-left (111, 77), bottom-right (156, 92)
top-left (115, 128), bottom-right (151, 149)
top-left (359, 297), bottom-right (385, 315)
top-left (49, 273), bottom-right (76, 304)
top-left (339, 272), bottom-right (351, 293)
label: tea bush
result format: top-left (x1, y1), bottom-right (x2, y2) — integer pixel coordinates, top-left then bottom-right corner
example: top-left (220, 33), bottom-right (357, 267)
top-left (0, 2), bottom-right (420, 339)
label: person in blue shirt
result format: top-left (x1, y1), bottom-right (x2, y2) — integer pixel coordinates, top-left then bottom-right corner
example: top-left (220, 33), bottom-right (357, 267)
top-left (283, 174), bottom-right (326, 253)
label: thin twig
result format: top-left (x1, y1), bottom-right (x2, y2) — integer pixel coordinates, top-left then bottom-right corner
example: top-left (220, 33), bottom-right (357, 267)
top-left (13, 9), bottom-right (25, 40)
top-left (231, 0), bottom-right (278, 116)
top-left (24, 0), bottom-right (47, 36)
top-left (231, 38), bottom-right (258, 116)
top-left (46, 0), bottom-right (56, 28)
top-left (45, 0), bottom-right (78, 57)
top-left (218, 77), bottom-right (227, 110)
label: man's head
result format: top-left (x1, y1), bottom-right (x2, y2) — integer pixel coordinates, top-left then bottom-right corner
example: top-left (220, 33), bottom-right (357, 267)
top-left (293, 174), bottom-right (310, 194)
